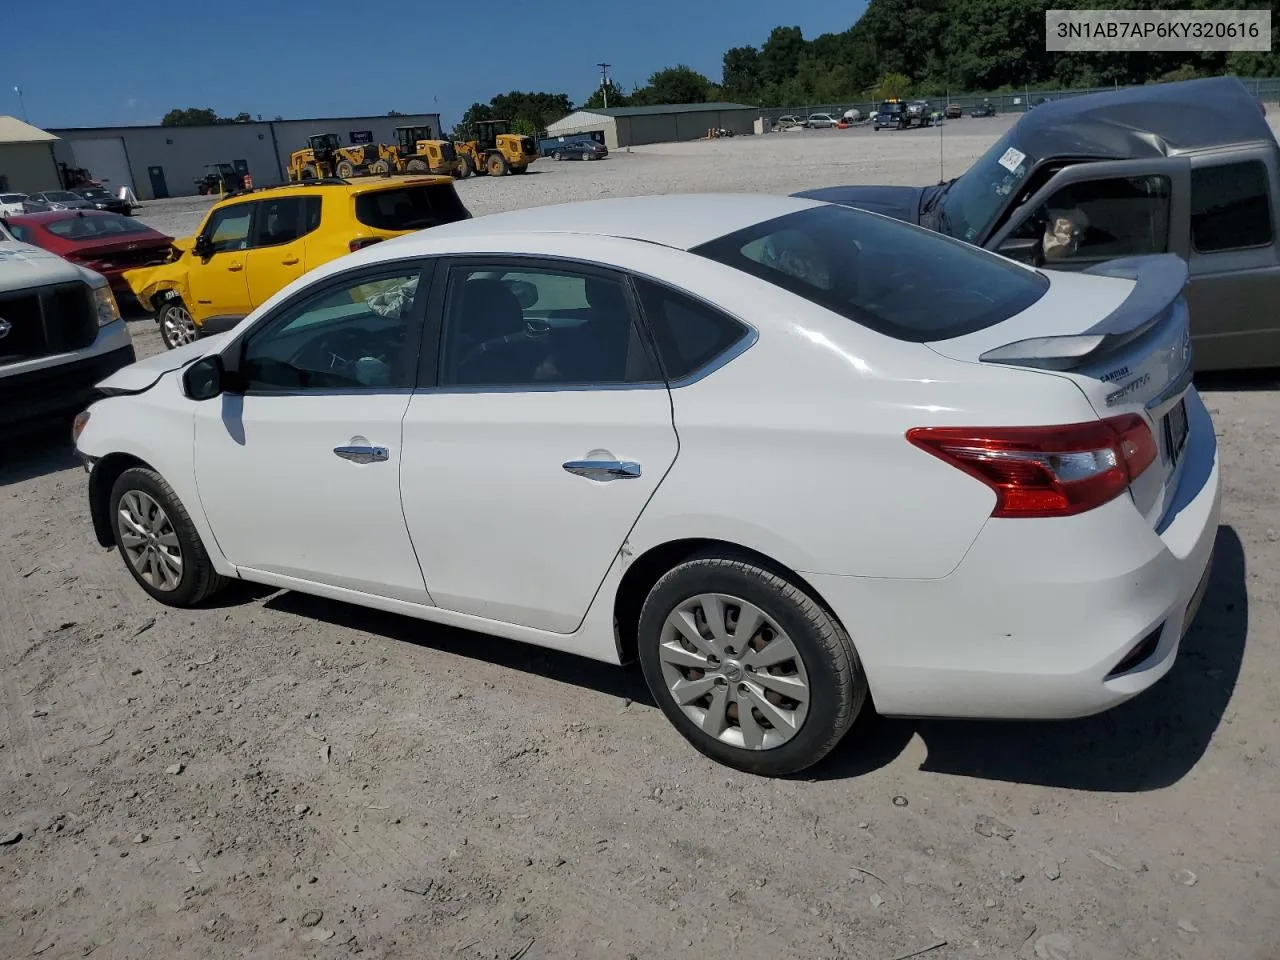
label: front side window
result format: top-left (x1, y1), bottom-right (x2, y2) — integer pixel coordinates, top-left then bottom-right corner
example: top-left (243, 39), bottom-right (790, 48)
top-left (250, 196), bottom-right (314, 247)
top-left (438, 264), bottom-right (656, 388)
top-left (240, 269), bottom-right (424, 392)
top-left (1011, 174), bottom-right (1171, 262)
top-left (692, 204), bottom-right (1048, 342)
top-left (7, 222), bottom-right (32, 243)
top-left (1191, 160), bottom-right (1272, 252)
top-left (202, 203), bottom-right (253, 253)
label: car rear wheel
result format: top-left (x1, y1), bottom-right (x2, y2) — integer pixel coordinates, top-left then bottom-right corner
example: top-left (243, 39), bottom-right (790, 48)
top-left (157, 300), bottom-right (197, 350)
top-left (637, 553), bottom-right (866, 776)
top-left (110, 467), bottom-right (226, 607)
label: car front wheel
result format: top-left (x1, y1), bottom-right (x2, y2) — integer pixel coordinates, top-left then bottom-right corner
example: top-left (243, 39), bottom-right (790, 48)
top-left (157, 299), bottom-right (197, 350)
top-left (637, 553), bottom-right (866, 776)
top-left (110, 467), bottom-right (226, 607)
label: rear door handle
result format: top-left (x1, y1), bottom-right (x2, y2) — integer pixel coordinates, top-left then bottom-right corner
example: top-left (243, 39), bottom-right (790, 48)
top-left (334, 440), bottom-right (389, 464)
top-left (563, 460), bottom-right (641, 482)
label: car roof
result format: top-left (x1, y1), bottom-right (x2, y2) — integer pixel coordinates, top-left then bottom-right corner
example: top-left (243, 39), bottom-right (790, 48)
top-left (8, 209), bottom-right (125, 224)
top-left (213, 176), bottom-right (455, 206)
top-left (1011, 75), bottom-right (1274, 159)
top-left (396, 194), bottom-right (825, 252)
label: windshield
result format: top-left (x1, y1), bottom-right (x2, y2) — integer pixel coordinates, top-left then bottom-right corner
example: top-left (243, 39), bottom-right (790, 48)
top-left (879, 102), bottom-right (904, 114)
top-left (77, 188), bottom-right (109, 198)
top-left (937, 129), bottom-right (1035, 243)
top-left (0, 193), bottom-right (24, 203)
top-left (691, 204), bottom-right (1047, 343)
top-left (46, 214), bottom-right (155, 240)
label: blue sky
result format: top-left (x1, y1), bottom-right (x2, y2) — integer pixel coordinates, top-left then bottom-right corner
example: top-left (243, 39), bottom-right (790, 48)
top-left (6, 0), bottom-right (865, 129)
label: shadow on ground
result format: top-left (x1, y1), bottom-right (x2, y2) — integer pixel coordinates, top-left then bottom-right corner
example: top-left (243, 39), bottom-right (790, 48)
top-left (0, 426), bottom-right (79, 486)
top-left (813, 524), bottom-right (1248, 791)
top-left (262, 526), bottom-right (1245, 792)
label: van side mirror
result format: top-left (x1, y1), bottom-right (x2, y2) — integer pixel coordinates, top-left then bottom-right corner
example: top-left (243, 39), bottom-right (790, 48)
top-left (997, 236), bottom-right (1043, 265)
top-left (182, 354), bottom-right (225, 400)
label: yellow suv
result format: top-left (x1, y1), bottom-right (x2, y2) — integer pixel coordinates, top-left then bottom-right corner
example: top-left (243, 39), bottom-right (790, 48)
top-left (126, 176), bottom-right (471, 349)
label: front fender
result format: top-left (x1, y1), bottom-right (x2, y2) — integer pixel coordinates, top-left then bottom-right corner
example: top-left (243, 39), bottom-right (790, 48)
top-left (124, 248), bottom-right (191, 311)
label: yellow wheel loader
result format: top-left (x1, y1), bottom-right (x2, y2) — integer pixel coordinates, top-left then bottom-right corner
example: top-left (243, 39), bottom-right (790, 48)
top-left (381, 126), bottom-right (462, 178)
top-left (454, 120), bottom-right (537, 177)
top-left (288, 133), bottom-right (387, 181)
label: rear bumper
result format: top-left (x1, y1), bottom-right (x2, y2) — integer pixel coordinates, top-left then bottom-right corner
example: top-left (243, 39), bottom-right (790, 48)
top-left (809, 389), bottom-right (1222, 720)
top-left (0, 323), bottom-right (136, 432)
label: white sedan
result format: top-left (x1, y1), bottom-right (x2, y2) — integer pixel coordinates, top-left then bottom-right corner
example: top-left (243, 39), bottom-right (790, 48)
top-left (73, 194), bottom-right (1220, 776)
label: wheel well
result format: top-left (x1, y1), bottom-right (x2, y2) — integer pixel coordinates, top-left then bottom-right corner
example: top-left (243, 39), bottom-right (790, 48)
top-left (88, 453), bottom-right (150, 548)
top-left (612, 538), bottom-right (833, 664)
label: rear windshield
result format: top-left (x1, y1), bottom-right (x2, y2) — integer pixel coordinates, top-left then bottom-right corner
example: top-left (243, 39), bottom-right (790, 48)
top-left (46, 215), bottom-right (154, 239)
top-left (691, 205), bottom-right (1049, 343)
top-left (1, 193), bottom-right (25, 203)
top-left (355, 183), bottom-right (471, 232)
top-left (44, 191), bottom-right (79, 202)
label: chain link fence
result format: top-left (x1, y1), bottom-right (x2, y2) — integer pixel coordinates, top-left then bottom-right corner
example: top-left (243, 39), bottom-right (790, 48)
top-left (756, 76), bottom-right (1280, 126)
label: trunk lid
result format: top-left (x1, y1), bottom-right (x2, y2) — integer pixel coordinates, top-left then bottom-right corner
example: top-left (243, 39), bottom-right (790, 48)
top-left (927, 254), bottom-right (1194, 528)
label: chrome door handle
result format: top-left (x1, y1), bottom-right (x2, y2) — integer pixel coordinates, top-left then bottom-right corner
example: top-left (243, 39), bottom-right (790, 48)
top-left (334, 441), bottom-right (389, 464)
top-left (562, 460), bottom-right (641, 481)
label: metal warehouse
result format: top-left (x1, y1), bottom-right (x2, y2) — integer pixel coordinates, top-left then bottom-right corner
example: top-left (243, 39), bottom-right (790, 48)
top-left (45, 113), bottom-right (442, 201)
top-left (544, 102), bottom-right (757, 149)
top-left (0, 116), bottom-right (61, 194)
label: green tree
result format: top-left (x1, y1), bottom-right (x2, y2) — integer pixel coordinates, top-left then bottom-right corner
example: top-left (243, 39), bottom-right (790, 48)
top-left (582, 81), bottom-right (630, 110)
top-left (633, 65), bottom-right (713, 105)
top-left (161, 107), bottom-right (220, 126)
top-left (387, 110), bottom-right (406, 117)
top-left (760, 26), bottom-right (805, 87)
top-left (489, 91), bottom-right (574, 131)
top-left (722, 46), bottom-right (763, 102)
top-left (872, 72), bottom-right (912, 100)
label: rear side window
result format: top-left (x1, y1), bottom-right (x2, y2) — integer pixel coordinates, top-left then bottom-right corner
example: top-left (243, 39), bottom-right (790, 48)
top-left (1191, 160), bottom-right (1272, 252)
top-left (691, 205), bottom-right (1048, 342)
top-left (251, 196), bottom-right (314, 247)
top-left (633, 277), bottom-right (748, 381)
top-left (355, 183), bottom-right (470, 231)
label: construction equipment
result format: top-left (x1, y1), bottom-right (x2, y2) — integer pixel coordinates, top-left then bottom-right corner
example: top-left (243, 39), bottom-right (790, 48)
top-left (383, 126), bottom-right (462, 178)
top-left (287, 133), bottom-right (388, 181)
top-left (194, 163), bottom-right (245, 195)
top-left (454, 120), bottom-right (537, 177)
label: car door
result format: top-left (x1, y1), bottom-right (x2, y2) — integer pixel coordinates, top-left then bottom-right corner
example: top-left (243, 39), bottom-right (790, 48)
top-left (187, 201), bottom-right (256, 326)
top-left (244, 195), bottom-right (320, 308)
top-left (1180, 149), bottom-right (1280, 370)
top-left (986, 157), bottom-right (1191, 270)
top-left (192, 262), bottom-right (432, 602)
top-left (399, 257), bottom-right (679, 634)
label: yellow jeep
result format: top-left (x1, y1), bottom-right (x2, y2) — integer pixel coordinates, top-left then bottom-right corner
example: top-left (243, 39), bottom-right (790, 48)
top-left (127, 177), bottom-right (470, 350)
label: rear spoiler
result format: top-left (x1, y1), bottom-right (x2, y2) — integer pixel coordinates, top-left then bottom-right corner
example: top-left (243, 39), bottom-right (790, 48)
top-left (979, 254), bottom-right (1189, 372)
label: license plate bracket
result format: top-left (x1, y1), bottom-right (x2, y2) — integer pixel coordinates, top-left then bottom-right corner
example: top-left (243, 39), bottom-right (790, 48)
top-left (1163, 398), bottom-right (1189, 466)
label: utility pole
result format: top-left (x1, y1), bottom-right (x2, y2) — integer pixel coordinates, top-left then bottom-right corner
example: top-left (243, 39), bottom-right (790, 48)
top-left (13, 86), bottom-right (28, 123)
top-left (597, 63), bottom-right (611, 109)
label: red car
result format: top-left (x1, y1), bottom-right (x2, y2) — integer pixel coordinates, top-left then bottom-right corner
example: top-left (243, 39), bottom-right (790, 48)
top-left (4, 210), bottom-right (172, 306)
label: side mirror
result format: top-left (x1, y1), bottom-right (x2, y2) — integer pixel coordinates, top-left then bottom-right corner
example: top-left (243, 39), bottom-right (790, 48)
top-left (193, 235), bottom-right (213, 258)
top-left (182, 354), bottom-right (225, 401)
top-left (997, 236), bottom-right (1043, 265)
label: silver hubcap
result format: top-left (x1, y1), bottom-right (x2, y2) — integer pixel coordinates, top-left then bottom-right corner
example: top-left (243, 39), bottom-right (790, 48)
top-left (162, 306), bottom-right (196, 347)
top-left (117, 490), bottom-right (183, 591)
top-left (658, 593), bottom-right (810, 750)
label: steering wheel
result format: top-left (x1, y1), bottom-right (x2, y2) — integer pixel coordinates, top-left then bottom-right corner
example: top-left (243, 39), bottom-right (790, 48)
top-left (296, 326), bottom-right (379, 378)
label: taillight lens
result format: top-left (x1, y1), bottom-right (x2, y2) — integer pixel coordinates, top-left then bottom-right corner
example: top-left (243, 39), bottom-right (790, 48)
top-left (350, 237), bottom-right (384, 252)
top-left (907, 415), bottom-right (1158, 518)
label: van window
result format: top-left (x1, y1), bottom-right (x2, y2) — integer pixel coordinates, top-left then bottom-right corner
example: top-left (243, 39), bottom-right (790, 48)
top-left (1191, 160), bottom-right (1273, 252)
top-left (354, 183), bottom-right (470, 232)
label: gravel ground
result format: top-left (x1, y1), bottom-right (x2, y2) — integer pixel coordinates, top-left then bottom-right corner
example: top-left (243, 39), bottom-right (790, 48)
top-left (3, 117), bottom-right (1279, 960)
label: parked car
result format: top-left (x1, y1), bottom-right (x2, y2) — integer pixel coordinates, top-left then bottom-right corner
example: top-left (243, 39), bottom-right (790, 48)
top-left (125, 175), bottom-right (471, 350)
top-left (536, 133), bottom-right (607, 158)
top-left (969, 101), bottom-right (996, 118)
top-left (25, 190), bottom-right (96, 211)
top-left (74, 193), bottom-right (1218, 776)
top-left (0, 192), bottom-right (27, 217)
top-left (5, 211), bottom-right (173, 307)
top-left (945, 104), bottom-right (963, 119)
top-left (548, 139), bottom-right (609, 161)
top-left (73, 186), bottom-right (134, 216)
top-left (797, 76), bottom-right (1280, 371)
top-left (905, 100), bottom-right (934, 127)
top-left (774, 115), bottom-right (805, 130)
top-left (806, 113), bottom-right (838, 129)
top-left (0, 221), bottom-right (134, 435)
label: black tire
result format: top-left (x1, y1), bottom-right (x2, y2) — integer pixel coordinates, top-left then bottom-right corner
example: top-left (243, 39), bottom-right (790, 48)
top-left (581, 151), bottom-right (591, 161)
top-left (110, 467), bottom-right (227, 607)
top-left (302, 163), bottom-right (318, 179)
top-left (553, 151), bottom-right (563, 161)
top-left (335, 160), bottom-right (356, 178)
top-left (457, 155), bottom-right (474, 179)
top-left (486, 153), bottom-right (509, 176)
top-left (406, 158), bottom-right (429, 173)
top-left (637, 552), bottom-right (866, 776)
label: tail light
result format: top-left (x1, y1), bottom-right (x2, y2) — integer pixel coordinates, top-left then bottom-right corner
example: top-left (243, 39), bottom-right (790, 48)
top-left (349, 237), bottom-right (384, 252)
top-left (906, 415), bottom-right (1158, 518)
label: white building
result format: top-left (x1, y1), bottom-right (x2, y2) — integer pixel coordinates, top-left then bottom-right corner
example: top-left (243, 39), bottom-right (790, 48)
top-left (47, 113), bottom-right (442, 200)
top-left (544, 102), bottom-right (757, 149)
top-left (0, 116), bottom-right (61, 194)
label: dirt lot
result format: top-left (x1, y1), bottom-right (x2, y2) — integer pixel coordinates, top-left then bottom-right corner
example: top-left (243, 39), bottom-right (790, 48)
top-left (3, 120), bottom-right (1279, 960)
